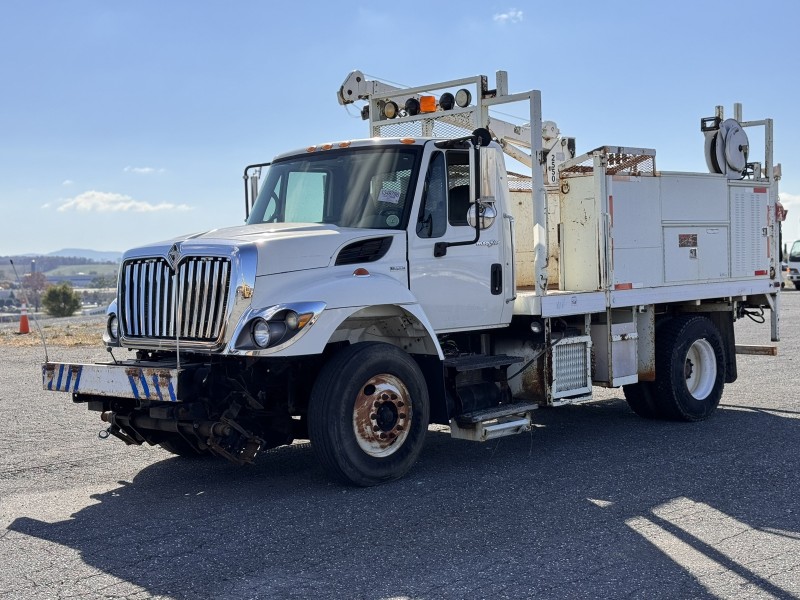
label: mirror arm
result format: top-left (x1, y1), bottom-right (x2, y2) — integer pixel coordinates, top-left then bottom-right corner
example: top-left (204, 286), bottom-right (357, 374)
top-left (243, 162), bottom-right (271, 220)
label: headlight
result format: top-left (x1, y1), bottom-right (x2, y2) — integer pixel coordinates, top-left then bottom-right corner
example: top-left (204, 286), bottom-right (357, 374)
top-left (439, 92), bottom-right (455, 111)
top-left (381, 100), bottom-right (398, 119)
top-left (235, 302), bottom-right (326, 352)
top-left (107, 314), bottom-right (119, 340)
top-left (252, 319), bottom-right (271, 348)
top-left (285, 310), bottom-right (299, 330)
top-left (404, 98), bottom-right (420, 116)
top-left (455, 88), bottom-right (472, 108)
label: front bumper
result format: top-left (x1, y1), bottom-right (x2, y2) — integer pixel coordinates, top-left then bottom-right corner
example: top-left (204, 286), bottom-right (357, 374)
top-left (42, 362), bottom-right (182, 402)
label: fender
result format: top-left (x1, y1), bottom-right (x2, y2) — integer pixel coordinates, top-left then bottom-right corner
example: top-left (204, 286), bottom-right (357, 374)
top-left (226, 270), bottom-right (443, 358)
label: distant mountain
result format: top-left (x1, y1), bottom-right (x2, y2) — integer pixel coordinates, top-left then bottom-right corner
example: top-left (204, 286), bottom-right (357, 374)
top-left (47, 248), bottom-right (122, 262)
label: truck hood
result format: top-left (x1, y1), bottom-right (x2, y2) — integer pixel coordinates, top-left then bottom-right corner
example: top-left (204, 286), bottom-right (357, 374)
top-left (124, 223), bottom-right (402, 276)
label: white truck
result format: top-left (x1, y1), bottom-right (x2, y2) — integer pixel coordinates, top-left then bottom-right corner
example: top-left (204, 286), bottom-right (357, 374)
top-left (785, 240), bottom-right (800, 289)
top-left (43, 70), bottom-right (785, 486)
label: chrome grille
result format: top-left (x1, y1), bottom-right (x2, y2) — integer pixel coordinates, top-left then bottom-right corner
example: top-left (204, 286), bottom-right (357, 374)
top-left (120, 256), bottom-right (231, 342)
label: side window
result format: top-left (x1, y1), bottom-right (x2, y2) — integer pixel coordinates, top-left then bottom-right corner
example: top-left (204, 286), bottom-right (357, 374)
top-left (285, 172), bottom-right (326, 222)
top-left (417, 152), bottom-right (447, 238)
top-left (446, 151), bottom-right (471, 227)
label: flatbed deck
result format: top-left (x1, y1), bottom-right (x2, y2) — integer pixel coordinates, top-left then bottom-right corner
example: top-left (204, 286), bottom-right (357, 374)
top-left (513, 279), bottom-right (778, 318)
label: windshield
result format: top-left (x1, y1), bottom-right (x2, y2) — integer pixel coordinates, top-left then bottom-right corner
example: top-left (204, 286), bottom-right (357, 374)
top-left (247, 146), bottom-right (421, 230)
top-left (791, 240), bottom-right (800, 261)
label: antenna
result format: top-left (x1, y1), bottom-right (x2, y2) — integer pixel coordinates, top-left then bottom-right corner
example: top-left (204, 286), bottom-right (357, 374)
top-left (9, 259), bottom-right (49, 363)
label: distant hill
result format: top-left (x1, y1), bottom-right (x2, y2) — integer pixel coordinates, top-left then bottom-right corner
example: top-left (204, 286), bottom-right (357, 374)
top-left (45, 264), bottom-right (118, 277)
top-left (1, 251), bottom-right (120, 276)
top-left (47, 249), bottom-right (122, 262)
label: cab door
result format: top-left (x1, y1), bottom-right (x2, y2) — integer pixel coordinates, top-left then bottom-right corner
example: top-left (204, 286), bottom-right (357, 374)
top-left (407, 146), bottom-right (508, 332)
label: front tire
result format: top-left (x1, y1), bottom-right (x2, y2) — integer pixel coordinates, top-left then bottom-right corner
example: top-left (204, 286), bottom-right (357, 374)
top-left (308, 342), bottom-right (430, 486)
top-left (653, 316), bottom-right (725, 421)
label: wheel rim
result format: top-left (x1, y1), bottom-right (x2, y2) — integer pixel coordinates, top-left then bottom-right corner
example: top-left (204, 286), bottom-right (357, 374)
top-left (684, 339), bottom-right (717, 400)
top-left (352, 374), bottom-right (412, 457)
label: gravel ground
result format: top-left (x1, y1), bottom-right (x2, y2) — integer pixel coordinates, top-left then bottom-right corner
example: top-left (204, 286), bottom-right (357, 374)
top-left (0, 298), bottom-right (798, 599)
top-left (0, 314), bottom-right (106, 349)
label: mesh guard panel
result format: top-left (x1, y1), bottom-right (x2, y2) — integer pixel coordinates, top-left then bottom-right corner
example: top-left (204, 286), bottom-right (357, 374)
top-left (551, 336), bottom-right (592, 399)
top-left (372, 112), bottom-right (476, 139)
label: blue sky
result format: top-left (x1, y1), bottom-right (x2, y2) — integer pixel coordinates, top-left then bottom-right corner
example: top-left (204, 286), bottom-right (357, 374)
top-left (2, 0), bottom-right (799, 255)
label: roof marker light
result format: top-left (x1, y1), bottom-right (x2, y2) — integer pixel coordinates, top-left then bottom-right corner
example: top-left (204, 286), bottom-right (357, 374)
top-left (420, 96), bottom-right (436, 113)
top-left (353, 268), bottom-right (370, 277)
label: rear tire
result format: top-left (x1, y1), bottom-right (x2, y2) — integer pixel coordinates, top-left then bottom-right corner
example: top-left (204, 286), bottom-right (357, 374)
top-left (308, 342), bottom-right (430, 486)
top-left (653, 316), bottom-right (725, 421)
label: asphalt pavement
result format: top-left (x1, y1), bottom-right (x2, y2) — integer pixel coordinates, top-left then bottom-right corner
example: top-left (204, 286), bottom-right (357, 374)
top-left (1, 296), bottom-right (798, 599)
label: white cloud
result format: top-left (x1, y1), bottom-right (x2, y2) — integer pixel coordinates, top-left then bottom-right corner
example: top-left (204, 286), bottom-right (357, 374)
top-left (779, 192), bottom-right (800, 210)
top-left (493, 9), bottom-right (523, 24)
top-left (778, 192), bottom-right (800, 245)
top-left (124, 166), bottom-right (165, 175)
top-left (56, 190), bottom-right (192, 213)
top-left (62, 179), bottom-right (74, 186)
top-left (41, 203), bottom-right (51, 209)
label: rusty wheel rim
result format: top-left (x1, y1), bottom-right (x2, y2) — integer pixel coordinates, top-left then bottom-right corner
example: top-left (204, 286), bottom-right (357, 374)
top-left (352, 373), bottom-right (412, 457)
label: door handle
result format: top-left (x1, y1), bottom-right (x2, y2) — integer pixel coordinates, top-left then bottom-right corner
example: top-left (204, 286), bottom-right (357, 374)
top-left (491, 263), bottom-right (502, 295)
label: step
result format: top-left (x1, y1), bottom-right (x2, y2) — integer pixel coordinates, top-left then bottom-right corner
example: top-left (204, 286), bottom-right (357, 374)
top-left (450, 412), bottom-right (534, 442)
top-left (454, 401), bottom-right (539, 425)
top-left (443, 353), bottom-right (524, 372)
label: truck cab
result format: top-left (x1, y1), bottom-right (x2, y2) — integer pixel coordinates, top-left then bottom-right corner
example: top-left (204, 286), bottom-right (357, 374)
top-left (246, 137), bottom-right (514, 332)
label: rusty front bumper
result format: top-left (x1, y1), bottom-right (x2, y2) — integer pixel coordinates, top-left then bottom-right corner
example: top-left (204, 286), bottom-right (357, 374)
top-left (42, 362), bottom-right (181, 402)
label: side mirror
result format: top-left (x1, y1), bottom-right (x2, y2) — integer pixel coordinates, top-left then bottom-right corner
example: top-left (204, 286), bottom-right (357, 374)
top-left (467, 199), bottom-right (497, 229)
top-left (243, 162), bottom-right (271, 220)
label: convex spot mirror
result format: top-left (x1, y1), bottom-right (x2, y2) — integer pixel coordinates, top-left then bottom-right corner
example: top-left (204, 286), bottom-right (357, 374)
top-left (467, 199), bottom-right (497, 229)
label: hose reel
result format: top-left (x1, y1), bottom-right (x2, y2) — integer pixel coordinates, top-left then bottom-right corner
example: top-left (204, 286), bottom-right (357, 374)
top-left (702, 116), bottom-right (749, 179)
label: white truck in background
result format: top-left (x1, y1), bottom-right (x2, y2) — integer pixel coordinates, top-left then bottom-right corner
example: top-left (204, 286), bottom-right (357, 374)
top-left (784, 240), bottom-right (800, 289)
top-left (43, 70), bottom-right (784, 486)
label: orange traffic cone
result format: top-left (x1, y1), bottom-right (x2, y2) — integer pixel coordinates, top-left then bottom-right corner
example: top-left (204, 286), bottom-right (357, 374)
top-left (18, 303), bottom-right (30, 335)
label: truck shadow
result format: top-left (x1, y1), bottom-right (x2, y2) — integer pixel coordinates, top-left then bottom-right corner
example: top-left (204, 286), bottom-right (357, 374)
top-left (9, 397), bottom-right (800, 599)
